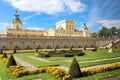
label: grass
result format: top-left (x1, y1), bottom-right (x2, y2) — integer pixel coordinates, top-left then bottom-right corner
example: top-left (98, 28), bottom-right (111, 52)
top-left (14, 49), bottom-right (120, 67)
top-left (45, 49), bottom-right (120, 61)
top-left (15, 53), bottom-right (120, 68)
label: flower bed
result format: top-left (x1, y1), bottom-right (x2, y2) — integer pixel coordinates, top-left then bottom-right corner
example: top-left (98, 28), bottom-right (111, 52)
top-left (9, 66), bottom-right (71, 80)
top-left (82, 62), bottom-right (120, 76)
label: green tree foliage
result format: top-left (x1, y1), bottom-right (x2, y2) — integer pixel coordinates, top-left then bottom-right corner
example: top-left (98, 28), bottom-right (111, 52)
top-left (96, 26), bottom-right (120, 38)
top-left (92, 32), bottom-right (98, 37)
top-left (2, 53), bottom-right (7, 58)
top-left (7, 55), bottom-right (17, 68)
top-left (69, 57), bottom-right (82, 78)
top-left (109, 27), bottom-right (118, 37)
top-left (98, 27), bottom-right (109, 38)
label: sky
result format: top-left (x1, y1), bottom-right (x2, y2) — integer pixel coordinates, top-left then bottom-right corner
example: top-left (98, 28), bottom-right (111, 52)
top-left (0, 0), bottom-right (120, 33)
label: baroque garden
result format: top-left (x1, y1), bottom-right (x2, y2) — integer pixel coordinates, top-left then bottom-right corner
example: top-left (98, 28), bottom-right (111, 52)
top-left (0, 11), bottom-right (120, 80)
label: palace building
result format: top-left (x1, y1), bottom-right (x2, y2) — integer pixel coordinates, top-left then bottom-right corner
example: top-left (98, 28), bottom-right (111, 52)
top-left (2, 11), bottom-right (91, 37)
top-left (0, 11), bottom-right (117, 50)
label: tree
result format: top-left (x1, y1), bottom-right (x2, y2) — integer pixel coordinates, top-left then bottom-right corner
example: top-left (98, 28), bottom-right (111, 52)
top-left (92, 32), bottom-right (98, 37)
top-left (69, 57), bottom-right (82, 78)
top-left (7, 55), bottom-right (17, 68)
top-left (109, 27), bottom-right (118, 37)
top-left (98, 27), bottom-right (109, 38)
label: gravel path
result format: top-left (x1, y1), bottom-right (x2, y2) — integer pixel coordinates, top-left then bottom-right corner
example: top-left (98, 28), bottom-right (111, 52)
top-left (14, 56), bottom-right (38, 70)
top-left (65, 57), bottom-right (120, 63)
top-left (28, 56), bottom-right (50, 62)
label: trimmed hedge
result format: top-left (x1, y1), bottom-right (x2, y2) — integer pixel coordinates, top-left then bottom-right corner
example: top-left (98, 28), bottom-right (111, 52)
top-left (38, 50), bottom-right (85, 58)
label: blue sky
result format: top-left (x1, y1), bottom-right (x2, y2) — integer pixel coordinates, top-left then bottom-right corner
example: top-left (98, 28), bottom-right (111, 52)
top-left (0, 0), bottom-right (120, 33)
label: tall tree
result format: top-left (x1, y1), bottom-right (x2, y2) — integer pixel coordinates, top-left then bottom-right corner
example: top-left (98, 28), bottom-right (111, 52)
top-left (98, 27), bottom-right (109, 38)
top-left (109, 27), bottom-right (118, 37)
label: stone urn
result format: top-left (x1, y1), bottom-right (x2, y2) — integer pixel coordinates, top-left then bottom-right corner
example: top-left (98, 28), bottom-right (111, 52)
top-left (108, 41), bottom-right (114, 53)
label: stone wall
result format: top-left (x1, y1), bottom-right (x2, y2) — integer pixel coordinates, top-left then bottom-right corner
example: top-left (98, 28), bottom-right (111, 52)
top-left (0, 35), bottom-right (119, 49)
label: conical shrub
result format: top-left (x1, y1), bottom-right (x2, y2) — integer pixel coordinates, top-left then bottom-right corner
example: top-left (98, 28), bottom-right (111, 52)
top-left (7, 55), bottom-right (17, 68)
top-left (69, 57), bottom-right (82, 78)
top-left (0, 49), bottom-right (3, 54)
top-left (13, 49), bottom-right (17, 53)
top-left (2, 53), bottom-right (7, 59)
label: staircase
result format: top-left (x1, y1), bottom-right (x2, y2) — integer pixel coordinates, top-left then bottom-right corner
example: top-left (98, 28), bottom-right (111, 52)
top-left (105, 39), bottom-right (120, 48)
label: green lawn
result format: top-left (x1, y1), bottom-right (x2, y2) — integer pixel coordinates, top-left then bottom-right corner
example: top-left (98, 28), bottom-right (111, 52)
top-left (14, 49), bottom-right (120, 67)
top-left (45, 49), bottom-right (120, 61)
top-left (14, 53), bottom-right (120, 68)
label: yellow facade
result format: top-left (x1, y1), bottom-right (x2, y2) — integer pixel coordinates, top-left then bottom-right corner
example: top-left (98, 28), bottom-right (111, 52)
top-left (47, 20), bottom-right (91, 37)
top-left (11, 22), bottom-right (22, 30)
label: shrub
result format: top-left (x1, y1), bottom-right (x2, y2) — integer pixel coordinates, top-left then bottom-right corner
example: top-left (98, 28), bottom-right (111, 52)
top-left (36, 48), bottom-right (38, 52)
top-left (7, 55), bottom-right (17, 68)
top-left (14, 49), bottom-right (17, 53)
top-left (65, 54), bottom-right (74, 57)
top-left (38, 53), bottom-right (50, 58)
top-left (69, 57), bottom-right (82, 78)
top-left (0, 49), bottom-right (3, 54)
top-left (2, 53), bottom-right (7, 59)
top-left (92, 47), bottom-right (97, 51)
top-left (84, 46), bottom-right (86, 50)
top-left (70, 46), bottom-right (73, 51)
top-left (78, 52), bottom-right (85, 56)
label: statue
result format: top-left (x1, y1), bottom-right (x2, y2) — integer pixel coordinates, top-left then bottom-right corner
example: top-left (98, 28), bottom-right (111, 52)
top-left (108, 41), bottom-right (114, 53)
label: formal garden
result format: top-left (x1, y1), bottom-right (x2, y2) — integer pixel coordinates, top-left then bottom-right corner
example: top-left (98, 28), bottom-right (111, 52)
top-left (0, 47), bottom-right (120, 80)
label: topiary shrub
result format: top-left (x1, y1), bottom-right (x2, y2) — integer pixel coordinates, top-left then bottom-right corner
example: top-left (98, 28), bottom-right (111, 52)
top-left (70, 46), bottom-right (73, 51)
top-left (2, 52), bottom-right (7, 59)
top-left (84, 46), bottom-right (86, 50)
top-left (14, 49), bottom-right (17, 53)
top-left (69, 57), bottom-right (82, 78)
top-left (7, 55), bottom-right (17, 68)
top-left (36, 48), bottom-right (38, 52)
top-left (0, 49), bottom-right (3, 54)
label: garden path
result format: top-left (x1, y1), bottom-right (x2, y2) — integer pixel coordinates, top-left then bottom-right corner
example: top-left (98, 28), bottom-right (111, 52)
top-left (14, 56), bottom-right (38, 70)
top-left (28, 56), bottom-right (50, 62)
top-left (28, 56), bottom-right (120, 63)
top-left (65, 57), bottom-right (120, 63)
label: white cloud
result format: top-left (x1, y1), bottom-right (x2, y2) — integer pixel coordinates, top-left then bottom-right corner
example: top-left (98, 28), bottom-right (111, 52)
top-left (4, 0), bottom-right (86, 15)
top-left (23, 13), bottom-right (40, 20)
top-left (27, 27), bottom-right (45, 31)
top-left (0, 23), bottom-right (10, 33)
top-left (97, 20), bottom-right (120, 28)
